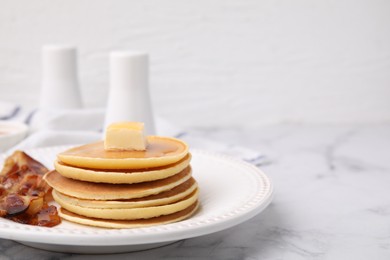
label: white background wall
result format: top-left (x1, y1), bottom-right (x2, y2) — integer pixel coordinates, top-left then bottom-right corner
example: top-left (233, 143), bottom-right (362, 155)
top-left (0, 0), bottom-right (389, 128)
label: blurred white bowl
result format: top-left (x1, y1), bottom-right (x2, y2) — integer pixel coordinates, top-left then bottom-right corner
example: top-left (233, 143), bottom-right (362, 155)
top-left (0, 120), bottom-right (28, 152)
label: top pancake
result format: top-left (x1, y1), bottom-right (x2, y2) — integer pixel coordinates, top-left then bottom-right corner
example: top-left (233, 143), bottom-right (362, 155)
top-left (57, 136), bottom-right (189, 170)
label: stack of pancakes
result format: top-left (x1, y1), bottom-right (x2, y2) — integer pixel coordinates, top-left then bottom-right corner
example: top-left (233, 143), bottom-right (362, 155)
top-left (44, 136), bottom-right (199, 229)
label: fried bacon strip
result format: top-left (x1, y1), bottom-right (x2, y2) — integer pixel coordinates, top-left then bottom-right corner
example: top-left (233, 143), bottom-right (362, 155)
top-left (0, 151), bottom-right (61, 227)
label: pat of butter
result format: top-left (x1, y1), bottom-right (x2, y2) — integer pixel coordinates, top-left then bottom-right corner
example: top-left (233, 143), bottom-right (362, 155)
top-left (104, 122), bottom-right (147, 151)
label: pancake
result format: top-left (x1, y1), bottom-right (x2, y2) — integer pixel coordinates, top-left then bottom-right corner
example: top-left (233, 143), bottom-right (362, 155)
top-left (44, 166), bottom-right (192, 200)
top-left (54, 154), bottom-right (191, 184)
top-left (59, 201), bottom-right (199, 229)
top-left (52, 178), bottom-right (197, 209)
top-left (57, 136), bottom-right (189, 170)
top-left (53, 189), bottom-right (199, 220)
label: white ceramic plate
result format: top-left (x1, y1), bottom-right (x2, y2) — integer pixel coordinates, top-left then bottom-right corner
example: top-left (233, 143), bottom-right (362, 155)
top-left (0, 146), bottom-right (273, 254)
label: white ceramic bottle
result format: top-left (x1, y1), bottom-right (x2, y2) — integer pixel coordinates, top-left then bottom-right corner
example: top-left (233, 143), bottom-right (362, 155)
top-left (30, 45), bottom-right (83, 131)
top-left (104, 51), bottom-right (155, 135)
top-left (40, 45), bottom-right (83, 110)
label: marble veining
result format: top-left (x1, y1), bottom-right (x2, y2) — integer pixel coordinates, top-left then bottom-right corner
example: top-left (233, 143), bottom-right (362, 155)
top-left (1, 124), bottom-right (390, 260)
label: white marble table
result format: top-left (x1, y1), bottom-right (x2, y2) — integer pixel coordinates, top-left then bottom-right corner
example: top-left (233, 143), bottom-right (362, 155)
top-left (1, 124), bottom-right (389, 260)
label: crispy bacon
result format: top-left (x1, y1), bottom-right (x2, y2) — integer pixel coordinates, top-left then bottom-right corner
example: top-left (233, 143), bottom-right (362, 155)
top-left (0, 151), bottom-right (61, 227)
top-left (7, 204), bottom-right (61, 227)
top-left (0, 193), bottom-right (30, 215)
